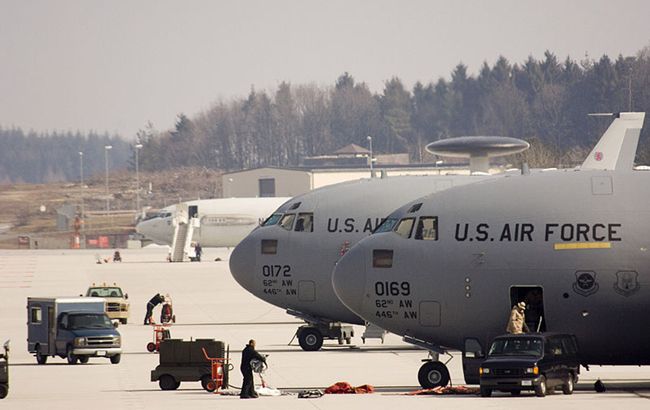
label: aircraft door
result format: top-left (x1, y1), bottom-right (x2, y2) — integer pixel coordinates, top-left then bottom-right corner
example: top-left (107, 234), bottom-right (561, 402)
top-left (462, 338), bottom-right (485, 385)
top-left (188, 205), bottom-right (198, 219)
top-left (48, 307), bottom-right (55, 354)
top-left (510, 286), bottom-right (545, 332)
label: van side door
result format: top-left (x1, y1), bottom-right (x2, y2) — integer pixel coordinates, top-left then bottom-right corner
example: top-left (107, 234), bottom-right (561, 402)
top-left (55, 314), bottom-right (70, 355)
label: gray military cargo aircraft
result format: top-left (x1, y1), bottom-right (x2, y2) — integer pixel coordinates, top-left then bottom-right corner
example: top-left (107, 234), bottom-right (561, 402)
top-left (332, 112), bottom-right (647, 388)
top-left (230, 113), bottom-right (641, 352)
top-left (230, 173), bottom-right (494, 350)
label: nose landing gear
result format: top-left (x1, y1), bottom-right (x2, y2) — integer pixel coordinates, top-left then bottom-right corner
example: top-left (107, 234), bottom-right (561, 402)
top-left (418, 360), bottom-right (451, 389)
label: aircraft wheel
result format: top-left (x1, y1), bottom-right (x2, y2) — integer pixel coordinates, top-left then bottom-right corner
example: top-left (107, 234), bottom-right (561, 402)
top-left (562, 375), bottom-right (574, 395)
top-left (66, 346), bottom-right (78, 364)
top-left (480, 386), bottom-right (492, 397)
top-left (535, 376), bottom-right (547, 397)
top-left (35, 345), bottom-right (47, 364)
top-left (298, 328), bottom-right (323, 351)
top-left (78, 355), bottom-right (89, 364)
top-left (0, 384), bottom-right (8, 399)
top-left (417, 361), bottom-right (450, 389)
top-left (159, 375), bottom-right (179, 391)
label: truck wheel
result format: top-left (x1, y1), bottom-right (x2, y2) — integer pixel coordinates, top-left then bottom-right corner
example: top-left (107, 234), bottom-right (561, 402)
top-left (480, 386), bottom-right (492, 397)
top-left (535, 376), bottom-right (547, 397)
top-left (298, 328), bottom-right (323, 351)
top-left (78, 356), bottom-right (89, 364)
top-left (121, 318), bottom-right (128, 325)
top-left (110, 354), bottom-right (121, 364)
top-left (35, 346), bottom-right (47, 364)
top-left (146, 342), bottom-right (156, 352)
top-left (0, 384), bottom-right (8, 399)
top-left (159, 375), bottom-right (179, 391)
top-left (562, 375), bottom-right (574, 395)
top-left (417, 361), bottom-right (450, 389)
top-left (66, 346), bottom-right (78, 364)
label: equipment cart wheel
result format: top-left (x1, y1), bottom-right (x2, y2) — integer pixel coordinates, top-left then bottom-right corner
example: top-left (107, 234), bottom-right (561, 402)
top-left (201, 374), bottom-right (216, 392)
top-left (159, 375), bottom-right (179, 391)
top-left (298, 328), bottom-right (323, 351)
top-left (146, 342), bottom-right (156, 352)
top-left (78, 356), bottom-right (89, 364)
top-left (66, 346), bottom-right (78, 364)
top-left (417, 361), bottom-right (450, 389)
top-left (110, 354), bottom-right (121, 364)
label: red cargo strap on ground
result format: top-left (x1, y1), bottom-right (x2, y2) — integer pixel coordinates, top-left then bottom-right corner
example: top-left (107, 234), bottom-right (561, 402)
top-left (405, 385), bottom-right (480, 395)
top-left (324, 382), bottom-right (375, 394)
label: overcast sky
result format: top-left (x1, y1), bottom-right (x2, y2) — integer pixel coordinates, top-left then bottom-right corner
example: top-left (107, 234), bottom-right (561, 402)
top-left (2, 0), bottom-right (650, 138)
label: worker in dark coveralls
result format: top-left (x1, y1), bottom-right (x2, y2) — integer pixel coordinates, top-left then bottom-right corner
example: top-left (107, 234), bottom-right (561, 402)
top-left (240, 339), bottom-right (266, 399)
top-left (144, 293), bottom-right (164, 325)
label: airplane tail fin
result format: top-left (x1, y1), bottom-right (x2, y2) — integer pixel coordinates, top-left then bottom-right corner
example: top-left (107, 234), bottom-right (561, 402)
top-left (581, 112), bottom-right (646, 171)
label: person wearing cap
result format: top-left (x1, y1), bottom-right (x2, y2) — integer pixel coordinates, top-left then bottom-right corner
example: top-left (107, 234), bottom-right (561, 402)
top-left (506, 301), bottom-right (530, 334)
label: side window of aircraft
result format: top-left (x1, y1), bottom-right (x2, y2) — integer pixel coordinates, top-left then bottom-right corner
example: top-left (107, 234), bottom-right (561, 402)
top-left (373, 217), bottom-right (398, 234)
top-left (295, 213), bottom-right (314, 232)
top-left (414, 217), bottom-right (438, 240)
top-left (394, 218), bottom-right (415, 239)
top-left (279, 213), bottom-right (296, 231)
top-left (262, 213), bottom-right (283, 226)
top-left (372, 249), bottom-right (394, 268)
top-left (261, 239), bottom-right (278, 255)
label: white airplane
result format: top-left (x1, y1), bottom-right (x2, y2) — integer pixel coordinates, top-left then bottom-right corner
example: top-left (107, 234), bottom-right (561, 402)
top-left (136, 197), bottom-right (290, 248)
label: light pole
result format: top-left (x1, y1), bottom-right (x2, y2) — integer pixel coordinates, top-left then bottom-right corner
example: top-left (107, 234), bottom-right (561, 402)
top-left (79, 151), bottom-right (84, 223)
top-left (135, 143), bottom-right (143, 215)
top-left (104, 145), bottom-right (112, 216)
top-left (366, 135), bottom-right (374, 177)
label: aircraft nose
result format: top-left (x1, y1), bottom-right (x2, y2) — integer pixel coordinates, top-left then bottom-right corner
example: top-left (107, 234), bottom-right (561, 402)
top-left (332, 244), bottom-right (367, 317)
top-left (229, 234), bottom-right (256, 291)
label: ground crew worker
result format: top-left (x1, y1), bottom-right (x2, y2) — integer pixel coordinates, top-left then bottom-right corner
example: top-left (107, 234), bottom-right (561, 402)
top-left (240, 339), bottom-right (266, 399)
top-left (144, 293), bottom-right (164, 325)
top-left (506, 301), bottom-right (529, 334)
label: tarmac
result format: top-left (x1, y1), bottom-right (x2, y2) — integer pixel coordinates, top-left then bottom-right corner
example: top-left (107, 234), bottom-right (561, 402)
top-left (0, 247), bottom-right (649, 409)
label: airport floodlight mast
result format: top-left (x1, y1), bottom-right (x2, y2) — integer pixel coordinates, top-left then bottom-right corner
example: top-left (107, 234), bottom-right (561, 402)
top-left (367, 135), bottom-right (374, 177)
top-left (135, 143), bottom-right (143, 214)
top-left (79, 151), bottom-right (84, 227)
top-left (104, 145), bottom-right (112, 216)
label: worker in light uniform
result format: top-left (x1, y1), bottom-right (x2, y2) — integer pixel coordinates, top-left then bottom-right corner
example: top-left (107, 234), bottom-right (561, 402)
top-left (506, 301), bottom-right (529, 334)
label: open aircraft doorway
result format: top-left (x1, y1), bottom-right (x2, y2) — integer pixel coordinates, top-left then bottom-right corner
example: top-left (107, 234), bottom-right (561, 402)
top-left (510, 286), bottom-right (546, 333)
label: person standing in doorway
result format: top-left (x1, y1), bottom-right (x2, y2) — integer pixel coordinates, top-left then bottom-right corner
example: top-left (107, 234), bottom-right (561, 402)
top-left (506, 301), bottom-right (529, 334)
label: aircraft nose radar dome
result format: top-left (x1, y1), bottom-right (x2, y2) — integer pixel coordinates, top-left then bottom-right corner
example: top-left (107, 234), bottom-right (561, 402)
top-left (229, 235), bottom-right (256, 291)
top-left (332, 244), bottom-right (367, 317)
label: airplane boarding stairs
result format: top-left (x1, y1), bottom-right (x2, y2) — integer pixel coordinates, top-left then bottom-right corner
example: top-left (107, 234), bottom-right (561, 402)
top-left (170, 205), bottom-right (199, 262)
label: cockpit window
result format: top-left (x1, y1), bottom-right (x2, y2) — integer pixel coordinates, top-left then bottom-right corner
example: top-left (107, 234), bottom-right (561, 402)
top-left (373, 217), bottom-right (398, 234)
top-left (395, 218), bottom-right (415, 239)
top-left (279, 213), bottom-right (296, 230)
top-left (414, 217), bottom-right (438, 240)
top-left (408, 203), bottom-right (422, 213)
top-left (262, 213), bottom-right (283, 226)
top-left (294, 213), bottom-right (313, 232)
top-left (289, 202), bottom-right (301, 210)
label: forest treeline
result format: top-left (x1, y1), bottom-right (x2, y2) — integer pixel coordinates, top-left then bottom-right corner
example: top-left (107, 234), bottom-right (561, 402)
top-left (0, 129), bottom-right (129, 184)
top-left (2, 48), bottom-right (650, 184)
top-left (137, 48), bottom-right (650, 171)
